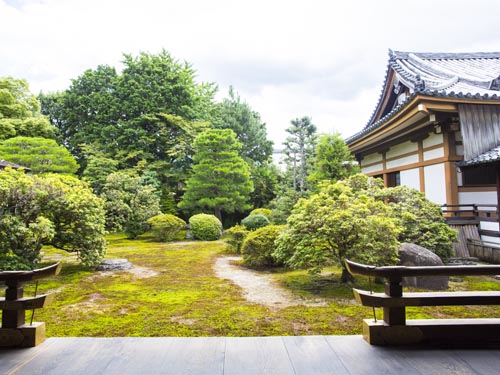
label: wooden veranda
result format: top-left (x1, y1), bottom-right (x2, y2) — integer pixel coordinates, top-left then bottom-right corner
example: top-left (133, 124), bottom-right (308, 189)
top-left (1, 336), bottom-right (500, 375)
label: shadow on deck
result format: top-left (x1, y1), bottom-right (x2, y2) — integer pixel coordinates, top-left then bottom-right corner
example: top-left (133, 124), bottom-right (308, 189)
top-left (1, 335), bottom-right (499, 375)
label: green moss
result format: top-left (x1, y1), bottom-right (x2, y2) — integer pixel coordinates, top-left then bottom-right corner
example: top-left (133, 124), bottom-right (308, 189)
top-left (22, 233), bottom-right (500, 338)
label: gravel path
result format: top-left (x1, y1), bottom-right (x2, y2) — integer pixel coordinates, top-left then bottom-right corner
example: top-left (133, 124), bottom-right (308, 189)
top-left (213, 256), bottom-right (327, 309)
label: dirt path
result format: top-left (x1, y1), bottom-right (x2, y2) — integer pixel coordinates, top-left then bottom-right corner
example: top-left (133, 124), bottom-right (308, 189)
top-left (213, 256), bottom-right (327, 309)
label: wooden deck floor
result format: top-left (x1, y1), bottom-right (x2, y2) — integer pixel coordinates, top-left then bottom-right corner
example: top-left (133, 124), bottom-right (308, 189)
top-left (1, 336), bottom-right (499, 375)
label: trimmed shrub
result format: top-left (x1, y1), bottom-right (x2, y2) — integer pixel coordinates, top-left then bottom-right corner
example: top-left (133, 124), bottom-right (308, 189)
top-left (147, 214), bottom-right (187, 242)
top-left (189, 214), bottom-right (223, 241)
top-left (241, 214), bottom-right (270, 231)
top-left (249, 208), bottom-right (272, 219)
top-left (242, 225), bottom-right (285, 268)
top-left (224, 225), bottom-right (249, 253)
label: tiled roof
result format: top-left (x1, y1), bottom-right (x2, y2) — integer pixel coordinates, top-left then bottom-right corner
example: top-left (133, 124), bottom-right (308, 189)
top-left (347, 50), bottom-right (500, 144)
top-left (457, 145), bottom-right (500, 167)
top-left (0, 159), bottom-right (28, 169)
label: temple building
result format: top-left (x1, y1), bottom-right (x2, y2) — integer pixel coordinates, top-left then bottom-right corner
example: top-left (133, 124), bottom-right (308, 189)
top-left (346, 50), bottom-right (500, 252)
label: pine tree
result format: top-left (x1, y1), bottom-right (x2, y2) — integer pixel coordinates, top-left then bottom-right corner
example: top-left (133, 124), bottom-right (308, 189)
top-left (179, 129), bottom-right (253, 222)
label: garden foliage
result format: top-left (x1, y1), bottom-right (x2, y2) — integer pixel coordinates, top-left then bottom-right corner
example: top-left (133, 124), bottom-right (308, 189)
top-left (249, 208), bottom-right (272, 219)
top-left (241, 214), bottom-right (270, 231)
top-left (224, 225), bottom-right (249, 253)
top-left (242, 225), bottom-right (285, 268)
top-left (189, 213), bottom-right (223, 241)
top-left (147, 214), bottom-right (187, 242)
top-left (0, 168), bottom-right (106, 269)
top-left (274, 180), bottom-right (400, 281)
top-left (101, 170), bottom-right (161, 238)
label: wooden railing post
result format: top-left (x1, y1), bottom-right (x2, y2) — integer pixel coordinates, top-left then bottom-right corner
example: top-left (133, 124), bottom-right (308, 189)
top-left (383, 276), bottom-right (405, 325)
top-left (0, 263), bottom-right (61, 347)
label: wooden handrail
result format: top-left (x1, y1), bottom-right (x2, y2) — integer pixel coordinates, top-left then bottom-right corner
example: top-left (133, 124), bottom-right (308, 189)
top-left (345, 259), bottom-right (500, 278)
top-left (345, 259), bottom-right (500, 346)
top-left (0, 263), bottom-right (61, 283)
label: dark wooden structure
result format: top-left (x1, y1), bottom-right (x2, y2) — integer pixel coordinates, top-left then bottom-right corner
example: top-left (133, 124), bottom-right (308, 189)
top-left (0, 263), bottom-right (61, 347)
top-left (345, 259), bottom-right (500, 346)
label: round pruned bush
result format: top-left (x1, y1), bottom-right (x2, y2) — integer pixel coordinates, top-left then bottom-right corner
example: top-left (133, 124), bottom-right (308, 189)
top-left (224, 224), bottom-right (249, 253)
top-left (189, 214), bottom-right (223, 241)
top-left (241, 214), bottom-right (270, 231)
top-left (249, 208), bottom-right (272, 219)
top-left (147, 214), bottom-right (187, 242)
top-left (242, 225), bottom-right (285, 268)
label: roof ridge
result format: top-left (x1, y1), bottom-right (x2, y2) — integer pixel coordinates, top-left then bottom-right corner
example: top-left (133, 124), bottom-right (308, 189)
top-left (393, 51), bottom-right (500, 60)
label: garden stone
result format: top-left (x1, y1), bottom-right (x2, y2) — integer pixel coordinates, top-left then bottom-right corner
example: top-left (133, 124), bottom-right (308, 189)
top-left (97, 258), bottom-right (133, 271)
top-left (398, 243), bottom-right (449, 290)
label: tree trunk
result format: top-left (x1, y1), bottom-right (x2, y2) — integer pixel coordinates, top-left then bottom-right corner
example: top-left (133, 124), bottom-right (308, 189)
top-left (340, 267), bottom-right (354, 283)
top-left (214, 207), bottom-right (222, 224)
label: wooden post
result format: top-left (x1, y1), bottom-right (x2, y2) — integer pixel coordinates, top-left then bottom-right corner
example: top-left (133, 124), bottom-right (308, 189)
top-left (2, 280), bottom-right (25, 328)
top-left (0, 263), bottom-right (60, 347)
top-left (383, 276), bottom-right (405, 325)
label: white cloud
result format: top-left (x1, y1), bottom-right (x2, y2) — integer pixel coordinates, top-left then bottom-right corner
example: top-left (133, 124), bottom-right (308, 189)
top-left (1, 0), bottom-right (500, 145)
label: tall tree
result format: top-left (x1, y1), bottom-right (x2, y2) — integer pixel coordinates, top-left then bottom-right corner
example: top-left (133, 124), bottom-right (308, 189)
top-left (0, 136), bottom-right (78, 174)
top-left (213, 87), bottom-right (273, 165)
top-left (179, 129), bottom-right (253, 222)
top-left (0, 77), bottom-right (56, 140)
top-left (40, 51), bottom-right (216, 181)
top-left (283, 116), bottom-right (317, 192)
top-left (308, 133), bottom-right (359, 188)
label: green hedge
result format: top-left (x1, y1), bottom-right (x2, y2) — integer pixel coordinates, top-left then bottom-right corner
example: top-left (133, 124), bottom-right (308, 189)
top-left (241, 214), bottom-right (270, 231)
top-left (147, 214), bottom-right (187, 242)
top-left (224, 225), bottom-right (249, 253)
top-left (242, 225), bottom-right (285, 268)
top-left (189, 214), bottom-right (223, 241)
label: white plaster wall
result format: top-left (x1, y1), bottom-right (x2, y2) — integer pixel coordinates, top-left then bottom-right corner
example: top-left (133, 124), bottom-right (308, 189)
top-left (386, 154), bottom-right (419, 169)
top-left (458, 191), bottom-right (497, 205)
top-left (400, 168), bottom-right (420, 191)
top-left (480, 235), bottom-right (500, 244)
top-left (423, 132), bottom-right (443, 148)
top-left (360, 153), bottom-right (383, 166)
top-left (386, 141), bottom-right (418, 159)
top-left (423, 147), bottom-right (444, 161)
top-left (424, 164), bottom-right (447, 204)
top-left (481, 221), bottom-right (500, 232)
top-left (361, 163), bottom-right (383, 174)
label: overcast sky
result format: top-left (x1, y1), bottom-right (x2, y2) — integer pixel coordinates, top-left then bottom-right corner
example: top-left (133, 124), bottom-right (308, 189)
top-left (2, 0), bottom-right (500, 146)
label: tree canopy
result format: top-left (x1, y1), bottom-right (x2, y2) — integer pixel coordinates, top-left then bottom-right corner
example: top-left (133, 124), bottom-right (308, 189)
top-left (179, 129), bottom-right (254, 222)
top-left (308, 133), bottom-right (359, 188)
top-left (213, 87), bottom-right (273, 165)
top-left (40, 51), bottom-right (216, 183)
top-left (283, 116), bottom-right (317, 192)
top-left (0, 136), bottom-right (78, 174)
top-left (274, 180), bottom-right (400, 281)
top-left (0, 77), bottom-right (56, 140)
top-left (0, 168), bottom-right (106, 269)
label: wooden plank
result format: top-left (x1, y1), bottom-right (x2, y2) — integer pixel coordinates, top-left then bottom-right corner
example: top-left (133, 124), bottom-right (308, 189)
top-left (354, 289), bottom-right (500, 307)
top-left (13, 338), bottom-right (126, 375)
top-left (0, 263), bottom-right (61, 283)
top-left (2, 337), bottom-right (500, 374)
top-left (0, 294), bottom-right (55, 310)
top-left (324, 335), bottom-right (422, 375)
top-left (97, 337), bottom-right (177, 375)
top-left (157, 337), bottom-right (225, 375)
top-left (399, 349), bottom-right (477, 375)
top-left (0, 337), bottom-right (58, 374)
top-left (453, 349), bottom-right (500, 374)
top-left (282, 336), bottom-right (349, 375)
top-left (224, 336), bottom-right (295, 375)
top-left (345, 259), bottom-right (500, 278)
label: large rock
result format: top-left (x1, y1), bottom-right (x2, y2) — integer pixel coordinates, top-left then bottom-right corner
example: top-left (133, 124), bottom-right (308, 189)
top-left (96, 258), bottom-right (133, 271)
top-left (398, 243), bottom-right (448, 290)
